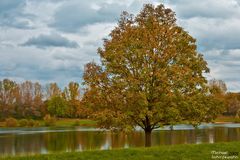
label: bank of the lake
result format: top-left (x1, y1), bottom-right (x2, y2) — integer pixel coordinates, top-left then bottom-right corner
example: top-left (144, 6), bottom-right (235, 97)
top-left (0, 115), bottom-right (239, 128)
top-left (214, 116), bottom-right (240, 123)
top-left (50, 118), bottom-right (96, 127)
top-left (2, 141), bottom-right (240, 160)
top-left (0, 119), bottom-right (96, 128)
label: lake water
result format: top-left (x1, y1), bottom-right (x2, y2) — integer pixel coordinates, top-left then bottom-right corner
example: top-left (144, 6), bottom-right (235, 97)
top-left (0, 123), bottom-right (240, 156)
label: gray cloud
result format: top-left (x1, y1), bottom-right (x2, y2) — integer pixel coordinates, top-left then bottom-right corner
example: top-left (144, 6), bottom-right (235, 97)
top-left (178, 17), bottom-right (240, 51)
top-left (165, 0), bottom-right (240, 19)
top-left (164, 0), bottom-right (240, 51)
top-left (0, 46), bottom-right (84, 88)
top-left (201, 48), bottom-right (240, 92)
top-left (0, 1), bottom-right (23, 14)
top-left (0, 0), bottom-right (35, 29)
top-left (21, 33), bottom-right (79, 49)
top-left (50, 0), bottom-right (143, 32)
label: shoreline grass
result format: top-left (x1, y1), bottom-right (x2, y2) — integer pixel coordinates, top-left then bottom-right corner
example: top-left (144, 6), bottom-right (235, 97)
top-left (0, 118), bottom-right (96, 128)
top-left (214, 115), bottom-right (239, 123)
top-left (2, 141), bottom-right (240, 160)
top-left (1, 115), bottom-right (239, 128)
top-left (52, 118), bottom-right (97, 127)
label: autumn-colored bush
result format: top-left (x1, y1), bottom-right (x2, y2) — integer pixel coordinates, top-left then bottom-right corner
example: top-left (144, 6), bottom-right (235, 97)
top-left (19, 119), bottom-right (28, 127)
top-left (5, 117), bottom-right (18, 127)
top-left (44, 114), bottom-right (56, 126)
top-left (28, 119), bottom-right (36, 127)
top-left (34, 121), bottom-right (40, 127)
top-left (19, 119), bottom-right (41, 127)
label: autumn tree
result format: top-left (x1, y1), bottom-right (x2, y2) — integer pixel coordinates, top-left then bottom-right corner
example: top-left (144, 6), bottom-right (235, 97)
top-left (225, 93), bottom-right (240, 116)
top-left (209, 79), bottom-right (227, 95)
top-left (45, 83), bottom-right (65, 117)
top-left (16, 81), bottom-right (44, 118)
top-left (46, 83), bottom-right (62, 99)
top-left (82, 4), bottom-right (223, 146)
top-left (208, 79), bottom-right (227, 113)
top-left (47, 96), bottom-right (67, 117)
top-left (208, 79), bottom-right (240, 116)
top-left (0, 79), bottom-right (18, 119)
top-left (62, 82), bottom-right (82, 117)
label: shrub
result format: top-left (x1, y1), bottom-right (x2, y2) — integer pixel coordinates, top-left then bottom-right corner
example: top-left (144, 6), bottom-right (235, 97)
top-left (34, 121), bottom-right (40, 127)
top-left (27, 119), bottom-right (35, 127)
top-left (5, 117), bottom-right (18, 127)
top-left (19, 119), bottom-right (28, 127)
top-left (19, 119), bottom-right (41, 127)
top-left (43, 114), bottom-right (56, 126)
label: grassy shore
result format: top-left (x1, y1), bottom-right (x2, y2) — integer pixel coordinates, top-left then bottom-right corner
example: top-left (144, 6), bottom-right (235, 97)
top-left (2, 142), bottom-right (240, 160)
top-left (214, 115), bottom-right (240, 123)
top-left (0, 118), bottom-right (96, 128)
top-left (1, 115), bottom-right (239, 128)
top-left (46, 118), bottom-right (96, 127)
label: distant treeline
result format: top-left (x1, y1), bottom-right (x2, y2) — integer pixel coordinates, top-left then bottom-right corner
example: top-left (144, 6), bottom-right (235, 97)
top-left (209, 79), bottom-right (240, 117)
top-left (0, 79), bottom-right (89, 120)
top-left (0, 78), bottom-right (239, 120)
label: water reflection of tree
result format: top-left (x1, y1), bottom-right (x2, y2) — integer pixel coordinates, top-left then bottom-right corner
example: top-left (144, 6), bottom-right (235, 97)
top-left (152, 129), bottom-right (215, 145)
top-left (214, 127), bottom-right (228, 142)
top-left (44, 132), bottom-right (73, 152)
top-left (226, 128), bottom-right (240, 142)
top-left (76, 131), bottom-right (106, 150)
top-left (15, 133), bottom-right (45, 154)
top-left (210, 127), bottom-right (240, 143)
top-left (0, 135), bottom-right (16, 155)
top-left (100, 131), bottom-right (150, 148)
top-left (1, 127), bottom-right (240, 155)
top-left (44, 131), bottom-right (106, 152)
top-left (153, 130), bottom-right (193, 145)
top-left (0, 133), bottom-right (45, 155)
top-left (126, 132), bottom-right (145, 147)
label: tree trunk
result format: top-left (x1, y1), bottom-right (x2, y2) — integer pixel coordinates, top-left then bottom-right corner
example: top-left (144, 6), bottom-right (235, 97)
top-left (145, 129), bottom-right (152, 147)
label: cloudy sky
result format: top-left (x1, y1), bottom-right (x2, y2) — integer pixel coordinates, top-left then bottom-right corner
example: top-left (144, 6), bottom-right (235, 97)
top-left (0, 0), bottom-right (240, 91)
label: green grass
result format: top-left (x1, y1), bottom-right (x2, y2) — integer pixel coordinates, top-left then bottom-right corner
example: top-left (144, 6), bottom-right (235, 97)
top-left (0, 119), bottom-right (96, 128)
top-left (1, 115), bottom-right (239, 128)
top-left (214, 115), bottom-right (239, 123)
top-left (2, 142), bottom-right (240, 160)
top-left (54, 118), bottom-right (97, 127)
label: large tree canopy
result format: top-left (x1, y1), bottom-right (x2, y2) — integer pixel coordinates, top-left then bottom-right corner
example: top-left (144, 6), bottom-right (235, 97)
top-left (82, 4), bottom-right (223, 146)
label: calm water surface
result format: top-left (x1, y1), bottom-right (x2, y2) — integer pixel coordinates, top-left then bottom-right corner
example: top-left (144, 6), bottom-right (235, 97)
top-left (0, 123), bottom-right (240, 156)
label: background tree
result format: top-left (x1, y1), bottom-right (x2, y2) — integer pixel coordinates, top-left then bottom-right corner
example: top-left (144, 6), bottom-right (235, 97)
top-left (16, 81), bottom-right (44, 118)
top-left (47, 96), bottom-right (67, 117)
top-left (208, 79), bottom-right (227, 114)
top-left (32, 82), bottom-right (44, 117)
top-left (0, 79), bottom-right (87, 119)
top-left (225, 93), bottom-right (240, 116)
top-left (63, 82), bottom-right (81, 101)
top-left (46, 83), bottom-right (62, 99)
top-left (45, 82), bottom-right (65, 117)
top-left (0, 79), bottom-right (18, 119)
top-left (82, 4), bottom-right (223, 146)
top-left (209, 79), bottom-right (227, 95)
top-left (63, 82), bottom-right (81, 117)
